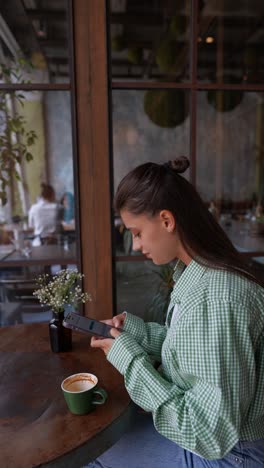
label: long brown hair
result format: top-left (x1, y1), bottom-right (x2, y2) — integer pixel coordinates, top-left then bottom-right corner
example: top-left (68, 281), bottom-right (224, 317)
top-left (114, 157), bottom-right (263, 287)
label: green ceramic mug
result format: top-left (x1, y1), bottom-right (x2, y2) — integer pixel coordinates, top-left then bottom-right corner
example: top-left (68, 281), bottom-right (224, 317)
top-left (61, 372), bottom-right (108, 415)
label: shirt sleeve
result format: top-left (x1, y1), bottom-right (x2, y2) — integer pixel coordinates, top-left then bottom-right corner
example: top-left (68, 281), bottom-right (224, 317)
top-left (108, 300), bottom-right (257, 459)
top-left (123, 312), bottom-right (167, 360)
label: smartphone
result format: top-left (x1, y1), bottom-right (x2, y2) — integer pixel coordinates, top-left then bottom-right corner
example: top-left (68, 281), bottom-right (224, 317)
top-left (63, 311), bottom-right (122, 338)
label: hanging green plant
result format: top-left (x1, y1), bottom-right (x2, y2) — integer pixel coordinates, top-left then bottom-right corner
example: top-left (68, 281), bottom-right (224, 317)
top-left (111, 35), bottom-right (126, 52)
top-left (169, 15), bottom-right (187, 38)
top-left (144, 89), bottom-right (189, 128)
top-left (207, 88), bottom-right (244, 112)
top-left (127, 47), bottom-right (143, 65)
top-left (155, 38), bottom-right (182, 74)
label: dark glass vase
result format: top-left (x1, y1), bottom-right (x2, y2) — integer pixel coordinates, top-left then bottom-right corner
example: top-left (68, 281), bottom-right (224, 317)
top-left (49, 312), bottom-right (72, 353)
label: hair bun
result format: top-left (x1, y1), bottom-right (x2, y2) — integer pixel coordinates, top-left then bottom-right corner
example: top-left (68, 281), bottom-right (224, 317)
top-left (168, 156), bottom-right (190, 174)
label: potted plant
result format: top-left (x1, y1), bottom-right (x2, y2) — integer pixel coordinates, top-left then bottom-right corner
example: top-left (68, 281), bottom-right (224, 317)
top-left (33, 268), bottom-right (92, 352)
top-left (144, 264), bottom-right (174, 324)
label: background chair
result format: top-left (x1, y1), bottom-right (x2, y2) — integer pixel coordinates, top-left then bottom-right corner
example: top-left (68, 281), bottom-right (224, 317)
top-left (0, 278), bottom-right (38, 303)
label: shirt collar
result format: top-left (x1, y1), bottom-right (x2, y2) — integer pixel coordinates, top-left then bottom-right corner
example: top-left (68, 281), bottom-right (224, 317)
top-left (166, 258), bottom-right (209, 327)
top-left (171, 258), bottom-right (208, 304)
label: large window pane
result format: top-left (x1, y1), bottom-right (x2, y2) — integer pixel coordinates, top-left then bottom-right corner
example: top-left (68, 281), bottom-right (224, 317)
top-left (112, 89), bottom-right (190, 193)
top-left (0, 0), bottom-right (70, 84)
top-left (196, 90), bottom-right (264, 254)
top-left (109, 0), bottom-right (191, 82)
top-left (0, 90), bottom-right (78, 277)
top-left (197, 0), bottom-right (264, 84)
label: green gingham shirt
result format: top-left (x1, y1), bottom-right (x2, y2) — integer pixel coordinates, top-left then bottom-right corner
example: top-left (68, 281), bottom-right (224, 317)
top-left (107, 259), bottom-right (264, 459)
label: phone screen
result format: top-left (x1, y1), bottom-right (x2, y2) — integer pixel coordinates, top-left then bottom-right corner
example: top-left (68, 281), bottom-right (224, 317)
top-left (78, 316), bottom-right (112, 337)
top-left (63, 312), bottom-right (116, 338)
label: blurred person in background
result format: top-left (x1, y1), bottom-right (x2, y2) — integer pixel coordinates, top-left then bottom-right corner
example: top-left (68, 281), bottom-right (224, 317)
top-left (60, 191), bottom-right (75, 225)
top-left (28, 183), bottom-right (61, 246)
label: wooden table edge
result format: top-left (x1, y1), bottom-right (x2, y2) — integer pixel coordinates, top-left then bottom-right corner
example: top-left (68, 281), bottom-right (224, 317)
top-left (39, 401), bottom-right (138, 467)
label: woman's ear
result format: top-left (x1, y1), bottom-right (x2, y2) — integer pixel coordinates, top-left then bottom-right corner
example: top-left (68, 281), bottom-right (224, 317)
top-left (159, 210), bottom-right (176, 233)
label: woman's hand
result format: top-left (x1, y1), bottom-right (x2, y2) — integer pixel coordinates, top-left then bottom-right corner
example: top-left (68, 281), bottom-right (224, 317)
top-left (101, 312), bottom-right (127, 329)
top-left (91, 313), bottom-right (126, 355)
top-left (90, 328), bottom-right (121, 355)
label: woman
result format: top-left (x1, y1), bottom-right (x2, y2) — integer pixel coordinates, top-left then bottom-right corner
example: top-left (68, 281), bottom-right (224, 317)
top-left (86, 157), bottom-right (264, 467)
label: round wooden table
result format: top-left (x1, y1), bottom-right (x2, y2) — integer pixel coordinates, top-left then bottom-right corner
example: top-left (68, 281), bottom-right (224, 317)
top-left (0, 323), bottom-right (135, 467)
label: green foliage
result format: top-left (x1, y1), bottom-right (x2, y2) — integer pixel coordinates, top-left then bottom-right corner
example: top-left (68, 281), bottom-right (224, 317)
top-left (207, 77), bottom-right (244, 113)
top-left (0, 56), bottom-right (33, 84)
top-left (127, 47), bottom-right (143, 65)
top-left (111, 35), bottom-right (126, 52)
top-left (0, 58), bottom-right (37, 205)
top-left (145, 264), bottom-right (174, 324)
top-left (169, 15), bottom-right (187, 38)
top-left (144, 89), bottom-right (189, 128)
top-left (207, 89), bottom-right (244, 113)
top-left (155, 39), bottom-right (177, 73)
top-left (153, 264), bottom-right (175, 289)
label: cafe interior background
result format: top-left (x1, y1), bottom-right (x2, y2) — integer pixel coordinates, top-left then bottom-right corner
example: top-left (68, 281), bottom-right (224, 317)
top-left (0, 0), bottom-right (263, 327)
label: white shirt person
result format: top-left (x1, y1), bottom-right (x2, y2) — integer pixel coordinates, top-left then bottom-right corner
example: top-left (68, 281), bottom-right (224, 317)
top-left (28, 183), bottom-right (61, 246)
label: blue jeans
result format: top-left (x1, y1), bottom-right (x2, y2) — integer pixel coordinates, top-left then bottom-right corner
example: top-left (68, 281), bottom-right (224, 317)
top-left (83, 412), bottom-right (264, 468)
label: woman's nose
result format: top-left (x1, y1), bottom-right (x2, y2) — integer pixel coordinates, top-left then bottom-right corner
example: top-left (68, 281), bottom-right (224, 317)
top-left (132, 237), bottom-right (142, 252)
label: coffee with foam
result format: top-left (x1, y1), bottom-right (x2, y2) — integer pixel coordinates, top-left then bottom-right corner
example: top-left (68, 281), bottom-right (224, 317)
top-left (61, 372), bottom-right (107, 415)
top-left (63, 374), bottom-right (97, 393)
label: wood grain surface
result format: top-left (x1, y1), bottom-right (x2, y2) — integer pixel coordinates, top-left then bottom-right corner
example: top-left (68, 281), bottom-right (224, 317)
top-left (0, 324), bottom-right (133, 467)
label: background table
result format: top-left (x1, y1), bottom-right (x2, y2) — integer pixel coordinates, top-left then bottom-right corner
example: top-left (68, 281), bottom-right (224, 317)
top-left (0, 243), bottom-right (77, 268)
top-left (0, 244), bottom-right (16, 261)
top-left (0, 302), bottom-right (21, 326)
top-left (221, 219), bottom-right (264, 256)
top-left (0, 324), bottom-right (135, 468)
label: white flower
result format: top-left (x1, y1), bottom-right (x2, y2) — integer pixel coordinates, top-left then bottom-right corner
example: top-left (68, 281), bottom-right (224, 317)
top-left (34, 268), bottom-right (92, 314)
